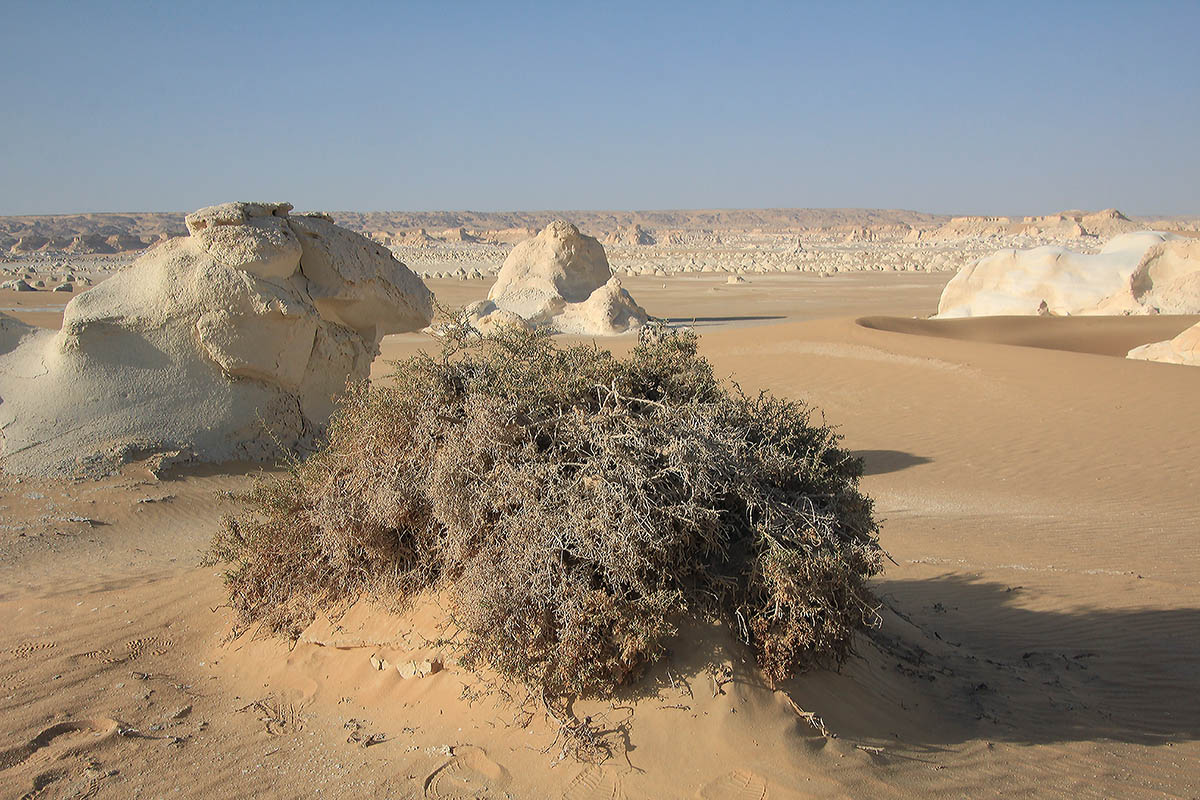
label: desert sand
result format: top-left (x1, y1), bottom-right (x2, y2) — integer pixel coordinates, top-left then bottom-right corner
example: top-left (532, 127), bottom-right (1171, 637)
top-left (2, 242), bottom-right (1197, 799)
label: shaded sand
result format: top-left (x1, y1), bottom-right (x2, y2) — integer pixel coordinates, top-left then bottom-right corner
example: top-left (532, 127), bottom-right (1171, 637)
top-left (859, 313), bottom-right (1200, 357)
top-left (4, 271), bottom-right (1199, 798)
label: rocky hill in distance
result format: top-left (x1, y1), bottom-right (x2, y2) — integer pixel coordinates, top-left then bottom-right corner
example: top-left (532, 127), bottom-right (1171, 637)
top-left (1, 208), bottom-right (949, 255)
top-left (3, 207), bottom-right (1198, 281)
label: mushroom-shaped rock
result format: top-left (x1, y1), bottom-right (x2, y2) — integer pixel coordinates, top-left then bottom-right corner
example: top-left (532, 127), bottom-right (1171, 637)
top-left (0, 202), bottom-right (433, 476)
top-left (478, 221), bottom-right (648, 335)
top-left (288, 213), bottom-right (431, 341)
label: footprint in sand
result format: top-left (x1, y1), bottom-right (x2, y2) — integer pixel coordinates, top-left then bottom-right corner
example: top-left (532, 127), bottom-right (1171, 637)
top-left (423, 746), bottom-right (511, 799)
top-left (16, 760), bottom-right (112, 800)
top-left (124, 636), bottom-right (171, 660)
top-left (73, 649), bottom-right (125, 665)
top-left (7, 641), bottom-right (56, 660)
top-left (19, 767), bottom-right (65, 800)
top-left (563, 764), bottom-right (625, 800)
top-left (696, 769), bottom-right (768, 800)
top-left (0, 719), bottom-right (120, 773)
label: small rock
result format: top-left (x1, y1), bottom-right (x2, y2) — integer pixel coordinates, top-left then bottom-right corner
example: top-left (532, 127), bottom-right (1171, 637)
top-left (396, 658), bottom-right (442, 679)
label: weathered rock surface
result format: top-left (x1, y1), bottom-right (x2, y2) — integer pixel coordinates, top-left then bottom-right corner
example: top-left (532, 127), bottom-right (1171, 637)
top-left (466, 221), bottom-right (647, 335)
top-left (1114, 238), bottom-right (1200, 315)
top-left (0, 202), bottom-right (432, 476)
top-left (937, 232), bottom-right (1200, 318)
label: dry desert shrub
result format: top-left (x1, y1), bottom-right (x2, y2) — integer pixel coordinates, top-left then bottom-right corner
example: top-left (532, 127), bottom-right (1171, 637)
top-left (212, 321), bottom-right (883, 696)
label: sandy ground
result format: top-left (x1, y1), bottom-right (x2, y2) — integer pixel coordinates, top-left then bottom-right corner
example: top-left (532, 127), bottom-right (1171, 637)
top-left (2, 272), bottom-right (1198, 798)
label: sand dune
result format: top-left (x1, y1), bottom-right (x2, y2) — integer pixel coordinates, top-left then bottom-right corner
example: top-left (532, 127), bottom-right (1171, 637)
top-left (857, 313), bottom-right (1200, 357)
top-left (2, 272), bottom-right (1198, 798)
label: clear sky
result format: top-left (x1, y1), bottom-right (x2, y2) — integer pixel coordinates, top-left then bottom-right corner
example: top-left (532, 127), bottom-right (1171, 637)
top-left (2, 0), bottom-right (1197, 216)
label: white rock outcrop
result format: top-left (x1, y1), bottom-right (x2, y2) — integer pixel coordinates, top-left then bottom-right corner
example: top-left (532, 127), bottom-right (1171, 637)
top-left (0, 202), bottom-right (432, 476)
top-left (1127, 322), bottom-right (1200, 366)
top-left (604, 224), bottom-right (655, 247)
top-left (1111, 237), bottom-right (1200, 315)
top-left (465, 221), bottom-right (647, 335)
top-left (936, 232), bottom-right (1200, 318)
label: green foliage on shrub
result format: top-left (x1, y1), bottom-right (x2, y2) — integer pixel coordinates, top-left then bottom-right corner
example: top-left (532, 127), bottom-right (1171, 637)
top-left (213, 322), bottom-right (883, 696)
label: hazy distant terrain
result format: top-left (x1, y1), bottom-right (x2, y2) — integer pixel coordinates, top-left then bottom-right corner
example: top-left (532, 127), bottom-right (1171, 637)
top-left (0, 207), bottom-right (945, 246)
top-left (4, 206), bottom-right (1199, 284)
top-left (3, 206), bottom-right (1194, 250)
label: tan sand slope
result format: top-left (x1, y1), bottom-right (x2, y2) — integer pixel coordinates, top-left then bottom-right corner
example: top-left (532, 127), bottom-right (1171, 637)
top-left (858, 313), bottom-right (1200, 357)
top-left (1, 273), bottom-right (1197, 798)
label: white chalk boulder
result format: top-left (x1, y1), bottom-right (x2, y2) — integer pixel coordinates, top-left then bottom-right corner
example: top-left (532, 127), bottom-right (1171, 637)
top-left (1127, 322), bottom-right (1200, 367)
top-left (0, 202), bottom-right (432, 476)
top-left (936, 232), bottom-right (1200, 318)
top-left (467, 221), bottom-right (647, 336)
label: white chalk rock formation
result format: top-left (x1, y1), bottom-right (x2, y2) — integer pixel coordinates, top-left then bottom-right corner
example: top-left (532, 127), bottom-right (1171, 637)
top-left (0, 202), bottom-right (432, 476)
top-left (604, 224), bottom-right (655, 247)
top-left (1127, 322), bottom-right (1200, 366)
top-left (1106, 237), bottom-right (1200, 315)
top-left (936, 232), bottom-right (1200, 318)
top-left (467, 221), bottom-right (647, 335)
top-left (460, 302), bottom-right (532, 336)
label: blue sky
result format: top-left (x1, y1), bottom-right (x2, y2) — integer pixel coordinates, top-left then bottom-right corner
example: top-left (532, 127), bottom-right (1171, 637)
top-left (1, 1), bottom-right (1197, 215)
